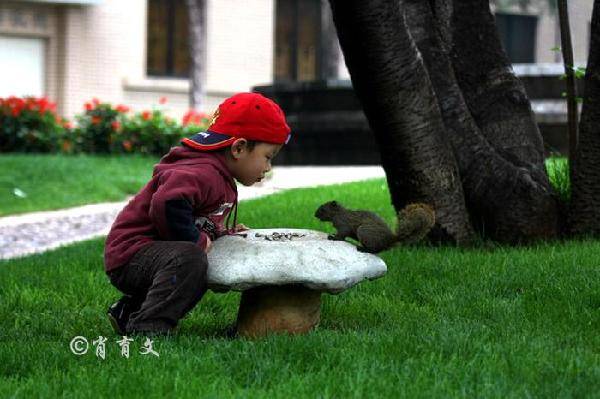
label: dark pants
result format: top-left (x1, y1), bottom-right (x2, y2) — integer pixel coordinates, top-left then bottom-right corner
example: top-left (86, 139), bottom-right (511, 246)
top-left (107, 241), bottom-right (209, 334)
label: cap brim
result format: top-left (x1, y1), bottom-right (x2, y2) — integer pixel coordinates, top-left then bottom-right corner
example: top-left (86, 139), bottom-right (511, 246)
top-left (181, 130), bottom-right (237, 151)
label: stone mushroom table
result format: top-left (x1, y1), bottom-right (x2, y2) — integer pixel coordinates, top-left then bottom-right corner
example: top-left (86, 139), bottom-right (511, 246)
top-left (206, 228), bottom-right (387, 338)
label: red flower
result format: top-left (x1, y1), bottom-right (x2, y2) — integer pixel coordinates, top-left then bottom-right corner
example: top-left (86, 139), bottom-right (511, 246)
top-left (159, 96), bottom-right (168, 104)
top-left (26, 98), bottom-right (37, 111)
top-left (182, 109), bottom-right (209, 126)
top-left (122, 140), bottom-right (133, 152)
top-left (84, 102), bottom-right (93, 111)
top-left (116, 104), bottom-right (130, 113)
top-left (2, 96), bottom-right (57, 118)
top-left (6, 97), bottom-right (24, 117)
top-left (111, 121), bottom-right (121, 131)
top-left (37, 97), bottom-right (50, 114)
top-left (141, 110), bottom-right (152, 121)
top-left (63, 121), bottom-right (74, 129)
top-left (182, 112), bottom-right (191, 126)
top-left (91, 115), bottom-right (102, 125)
top-left (61, 140), bottom-right (72, 153)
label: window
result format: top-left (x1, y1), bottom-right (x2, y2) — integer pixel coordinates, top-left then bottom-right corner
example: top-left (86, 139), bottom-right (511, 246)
top-left (495, 13), bottom-right (538, 63)
top-left (147, 0), bottom-right (189, 78)
top-left (0, 36), bottom-right (45, 97)
top-left (275, 0), bottom-right (321, 82)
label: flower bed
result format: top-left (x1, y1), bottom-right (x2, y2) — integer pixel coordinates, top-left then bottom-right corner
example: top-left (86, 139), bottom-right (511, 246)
top-left (0, 96), bottom-right (67, 153)
top-left (0, 96), bottom-right (210, 155)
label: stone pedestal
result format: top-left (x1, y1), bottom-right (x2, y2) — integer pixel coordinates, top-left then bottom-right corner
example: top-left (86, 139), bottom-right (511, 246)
top-left (236, 285), bottom-right (321, 338)
top-left (207, 229), bottom-right (388, 338)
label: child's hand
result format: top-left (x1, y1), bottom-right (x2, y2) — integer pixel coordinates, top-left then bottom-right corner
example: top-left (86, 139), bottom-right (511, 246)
top-left (234, 224), bottom-right (249, 232)
top-left (205, 236), bottom-right (213, 253)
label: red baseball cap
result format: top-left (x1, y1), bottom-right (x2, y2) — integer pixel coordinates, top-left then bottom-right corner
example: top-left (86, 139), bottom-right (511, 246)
top-left (182, 92), bottom-right (291, 151)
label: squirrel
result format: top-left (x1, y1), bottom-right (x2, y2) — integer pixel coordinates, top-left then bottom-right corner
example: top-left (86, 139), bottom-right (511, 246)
top-left (314, 201), bottom-right (436, 253)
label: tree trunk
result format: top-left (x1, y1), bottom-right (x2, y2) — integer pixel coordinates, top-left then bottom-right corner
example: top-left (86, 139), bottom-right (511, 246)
top-left (449, 0), bottom-right (546, 172)
top-left (558, 0), bottom-right (579, 161)
top-left (569, 0), bottom-right (600, 235)
top-left (328, 0), bottom-right (475, 244)
top-left (187, 0), bottom-right (207, 110)
top-left (405, 0), bottom-right (560, 242)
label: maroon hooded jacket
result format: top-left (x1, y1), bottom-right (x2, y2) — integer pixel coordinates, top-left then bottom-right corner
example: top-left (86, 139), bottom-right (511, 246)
top-left (104, 146), bottom-right (238, 272)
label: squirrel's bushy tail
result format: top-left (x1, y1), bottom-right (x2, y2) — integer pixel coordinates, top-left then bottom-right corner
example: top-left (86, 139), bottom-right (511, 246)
top-left (395, 203), bottom-right (436, 244)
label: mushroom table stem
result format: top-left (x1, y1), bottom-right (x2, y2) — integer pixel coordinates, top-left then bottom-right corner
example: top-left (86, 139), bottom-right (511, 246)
top-left (236, 284), bottom-right (322, 338)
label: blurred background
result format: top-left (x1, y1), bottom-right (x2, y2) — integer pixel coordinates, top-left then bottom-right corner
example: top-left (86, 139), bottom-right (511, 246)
top-left (0, 0), bottom-right (593, 164)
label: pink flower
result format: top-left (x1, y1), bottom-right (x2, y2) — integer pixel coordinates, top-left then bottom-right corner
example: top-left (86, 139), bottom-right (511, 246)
top-left (159, 96), bottom-right (168, 105)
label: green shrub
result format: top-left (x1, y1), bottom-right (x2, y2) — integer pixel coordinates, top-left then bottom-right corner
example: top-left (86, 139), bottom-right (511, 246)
top-left (0, 96), bottom-right (68, 153)
top-left (546, 157), bottom-right (570, 203)
top-left (71, 99), bottom-right (128, 154)
top-left (73, 100), bottom-right (211, 156)
top-left (114, 109), bottom-right (184, 155)
top-left (0, 97), bottom-right (224, 156)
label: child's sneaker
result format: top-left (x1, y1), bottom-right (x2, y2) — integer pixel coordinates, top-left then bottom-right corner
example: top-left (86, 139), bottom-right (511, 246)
top-left (107, 295), bottom-right (144, 335)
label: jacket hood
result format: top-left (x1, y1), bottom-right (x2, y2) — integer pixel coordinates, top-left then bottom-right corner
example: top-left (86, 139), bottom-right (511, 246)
top-left (153, 146), bottom-right (234, 183)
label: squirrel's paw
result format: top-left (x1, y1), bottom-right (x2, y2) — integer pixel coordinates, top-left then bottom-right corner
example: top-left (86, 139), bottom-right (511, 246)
top-left (356, 245), bottom-right (376, 253)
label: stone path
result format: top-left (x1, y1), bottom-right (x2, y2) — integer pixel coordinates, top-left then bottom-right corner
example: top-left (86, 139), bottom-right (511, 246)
top-left (0, 166), bottom-right (385, 260)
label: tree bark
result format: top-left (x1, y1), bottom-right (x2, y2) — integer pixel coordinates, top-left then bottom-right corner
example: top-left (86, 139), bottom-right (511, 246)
top-left (449, 0), bottom-right (546, 172)
top-left (328, 0), bottom-right (475, 244)
top-left (558, 0), bottom-right (579, 161)
top-left (187, 0), bottom-right (207, 110)
top-left (569, 0), bottom-right (600, 235)
top-left (405, 0), bottom-right (560, 242)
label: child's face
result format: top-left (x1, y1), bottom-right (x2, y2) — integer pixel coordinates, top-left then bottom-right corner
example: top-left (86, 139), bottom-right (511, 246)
top-left (227, 140), bottom-right (282, 186)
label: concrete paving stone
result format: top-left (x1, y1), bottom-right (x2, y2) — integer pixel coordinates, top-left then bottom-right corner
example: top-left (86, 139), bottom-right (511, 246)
top-left (0, 166), bottom-right (384, 260)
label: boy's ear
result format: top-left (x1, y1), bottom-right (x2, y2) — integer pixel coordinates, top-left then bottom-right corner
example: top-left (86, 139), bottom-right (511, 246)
top-left (230, 138), bottom-right (248, 159)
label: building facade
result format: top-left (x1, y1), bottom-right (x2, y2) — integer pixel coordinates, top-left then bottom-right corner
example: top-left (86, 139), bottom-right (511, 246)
top-left (0, 0), bottom-right (594, 119)
top-left (0, 0), bottom-right (274, 118)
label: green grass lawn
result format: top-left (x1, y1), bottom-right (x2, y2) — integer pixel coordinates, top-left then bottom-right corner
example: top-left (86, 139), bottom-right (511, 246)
top-left (0, 154), bottom-right (157, 216)
top-left (1, 179), bottom-right (598, 398)
top-left (0, 154), bottom-right (569, 217)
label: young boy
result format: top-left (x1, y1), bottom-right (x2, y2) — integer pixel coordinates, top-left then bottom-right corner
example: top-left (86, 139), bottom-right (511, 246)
top-left (104, 92), bottom-right (291, 336)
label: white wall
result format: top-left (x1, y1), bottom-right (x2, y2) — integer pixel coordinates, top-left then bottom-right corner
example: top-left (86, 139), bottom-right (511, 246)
top-left (205, 0), bottom-right (274, 94)
top-left (124, 0), bottom-right (275, 118)
top-left (60, 0), bottom-right (146, 117)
